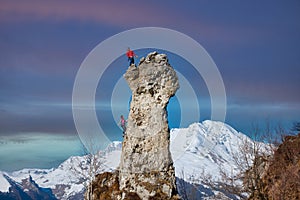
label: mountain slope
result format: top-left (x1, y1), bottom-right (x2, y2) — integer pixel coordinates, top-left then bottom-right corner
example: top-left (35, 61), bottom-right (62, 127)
top-left (171, 120), bottom-right (250, 180)
top-left (1, 120), bottom-right (261, 199)
top-left (0, 173), bottom-right (56, 200)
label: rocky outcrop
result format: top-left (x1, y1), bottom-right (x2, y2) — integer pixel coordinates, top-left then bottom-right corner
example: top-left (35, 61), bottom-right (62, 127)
top-left (261, 134), bottom-right (300, 200)
top-left (120, 52), bottom-right (179, 199)
top-left (87, 52), bottom-right (180, 200)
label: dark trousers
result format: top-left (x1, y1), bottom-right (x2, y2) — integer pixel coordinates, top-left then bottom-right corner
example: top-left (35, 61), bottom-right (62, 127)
top-left (128, 57), bottom-right (134, 66)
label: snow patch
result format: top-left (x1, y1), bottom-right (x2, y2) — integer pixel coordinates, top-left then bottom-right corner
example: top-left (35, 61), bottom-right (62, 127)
top-left (0, 172), bottom-right (10, 192)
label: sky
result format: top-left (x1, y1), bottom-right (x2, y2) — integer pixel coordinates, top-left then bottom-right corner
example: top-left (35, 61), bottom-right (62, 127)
top-left (0, 0), bottom-right (300, 171)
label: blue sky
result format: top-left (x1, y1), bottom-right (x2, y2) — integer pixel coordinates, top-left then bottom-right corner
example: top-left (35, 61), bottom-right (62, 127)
top-left (0, 0), bottom-right (300, 171)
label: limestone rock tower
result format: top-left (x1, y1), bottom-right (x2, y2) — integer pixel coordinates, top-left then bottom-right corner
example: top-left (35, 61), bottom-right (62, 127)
top-left (119, 52), bottom-right (179, 199)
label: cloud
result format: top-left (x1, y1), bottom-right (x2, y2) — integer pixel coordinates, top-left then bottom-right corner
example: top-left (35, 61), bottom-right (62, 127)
top-left (0, 0), bottom-right (171, 26)
top-left (0, 0), bottom-right (243, 44)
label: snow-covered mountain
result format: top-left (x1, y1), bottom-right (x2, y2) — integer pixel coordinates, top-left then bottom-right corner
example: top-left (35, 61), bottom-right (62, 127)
top-left (0, 141), bottom-right (123, 199)
top-left (171, 120), bottom-right (255, 199)
top-left (0, 173), bottom-right (56, 200)
top-left (171, 120), bottom-right (249, 180)
top-left (0, 120), bottom-right (261, 199)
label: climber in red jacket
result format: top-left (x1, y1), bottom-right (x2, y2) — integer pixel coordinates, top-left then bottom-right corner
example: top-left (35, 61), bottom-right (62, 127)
top-left (119, 115), bottom-right (127, 136)
top-left (126, 48), bottom-right (138, 66)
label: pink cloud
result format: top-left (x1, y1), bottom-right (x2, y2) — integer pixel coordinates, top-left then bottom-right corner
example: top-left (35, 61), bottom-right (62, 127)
top-left (2, 1), bottom-right (260, 48)
top-left (0, 0), bottom-right (172, 26)
top-left (0, 1), bottom-right (266, 50)
top-left (0, 0), bottom-right (226, 38)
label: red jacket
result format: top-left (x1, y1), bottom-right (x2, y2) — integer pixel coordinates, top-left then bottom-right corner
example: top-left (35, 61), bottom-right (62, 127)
top-left (126, 50), bottom-right (135, 58)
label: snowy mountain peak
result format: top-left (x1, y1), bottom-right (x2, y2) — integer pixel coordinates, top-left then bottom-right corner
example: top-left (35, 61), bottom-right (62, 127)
top-left (171, 120), bottom-right (248, 158)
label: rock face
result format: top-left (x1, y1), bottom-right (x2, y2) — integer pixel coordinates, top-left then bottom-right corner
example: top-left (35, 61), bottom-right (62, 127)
top-left (261, 134), bottom-right (300, 200)
top-left (120, 52), bottom-right (179, 199)
top-left (86, 52), bottom-right (180, 200)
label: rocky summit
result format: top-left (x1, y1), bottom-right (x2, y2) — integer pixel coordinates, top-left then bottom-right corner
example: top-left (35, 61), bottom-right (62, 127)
top-left (87, 52), bottom-right (180, 200)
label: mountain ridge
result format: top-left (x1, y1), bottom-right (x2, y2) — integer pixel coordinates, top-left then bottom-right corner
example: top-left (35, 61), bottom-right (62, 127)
top-left (0, 120), bottom-right (260, 199)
